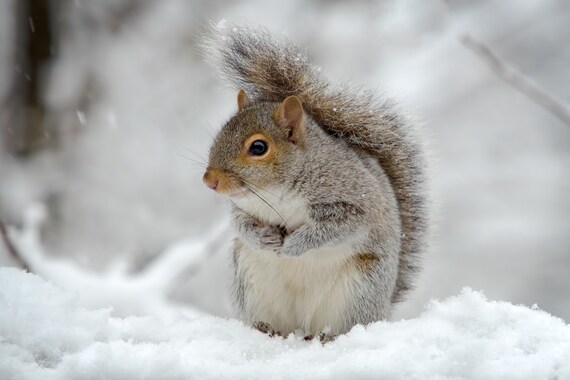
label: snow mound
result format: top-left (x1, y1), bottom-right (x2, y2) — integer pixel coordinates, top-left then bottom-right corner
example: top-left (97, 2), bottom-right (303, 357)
top-left (1, 268), bottom-right (569, 380)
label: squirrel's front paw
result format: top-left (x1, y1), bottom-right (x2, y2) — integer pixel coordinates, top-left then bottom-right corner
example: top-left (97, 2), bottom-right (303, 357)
top-left (279, 234), bottom-right (306, 257)
top-left (254, 225), bottom-right (285, 251)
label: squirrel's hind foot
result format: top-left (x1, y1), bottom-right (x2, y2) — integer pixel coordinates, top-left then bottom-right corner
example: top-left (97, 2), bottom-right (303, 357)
top-left (252, 321), bottom-right (337, 344)
top-left (252, 321), bottom-right (282, 338)
top-left (303, 332), bottom-right (337, 345)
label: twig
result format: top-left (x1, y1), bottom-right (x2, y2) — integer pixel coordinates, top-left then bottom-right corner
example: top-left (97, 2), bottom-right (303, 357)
top-left (0, 219), bottom-right (29, 271)
top-left (460, 34), bottom-right (570, 127)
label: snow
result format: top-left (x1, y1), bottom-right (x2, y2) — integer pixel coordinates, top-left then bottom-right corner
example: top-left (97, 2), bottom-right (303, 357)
top-left (1, 268), bottom-right (569, 380)
top-left (4, 203), bottom-right (231, 317)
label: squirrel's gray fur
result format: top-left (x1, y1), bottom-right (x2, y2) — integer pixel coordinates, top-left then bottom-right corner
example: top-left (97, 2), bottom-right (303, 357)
top-left (203, 24), bottom-right (429, 336)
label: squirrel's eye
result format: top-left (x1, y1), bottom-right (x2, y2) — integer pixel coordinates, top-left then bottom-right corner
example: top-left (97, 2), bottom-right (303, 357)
top-left (248, 139), bottom-right (268, 156)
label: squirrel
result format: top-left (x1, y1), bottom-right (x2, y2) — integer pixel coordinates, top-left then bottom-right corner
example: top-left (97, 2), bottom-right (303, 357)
top-left (201, 25), bottom-right (429, 339)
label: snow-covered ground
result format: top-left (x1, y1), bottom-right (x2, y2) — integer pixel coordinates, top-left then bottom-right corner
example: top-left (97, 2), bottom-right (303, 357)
top-left (1, 267), bottom-right (569, 380)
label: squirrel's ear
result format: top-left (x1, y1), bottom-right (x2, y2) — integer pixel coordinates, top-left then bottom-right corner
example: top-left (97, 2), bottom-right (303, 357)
top-left (275, 96), bottom-right (305, 146)
top-left (237, 89), bottom-right (251, 111)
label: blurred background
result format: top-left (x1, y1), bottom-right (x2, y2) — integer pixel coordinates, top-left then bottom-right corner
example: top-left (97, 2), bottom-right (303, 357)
top-left (0, 0), bottom-right (568, 321)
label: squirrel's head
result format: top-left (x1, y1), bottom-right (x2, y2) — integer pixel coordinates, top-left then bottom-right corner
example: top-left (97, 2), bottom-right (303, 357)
top-left (203, 90), bottom-right (306, 198)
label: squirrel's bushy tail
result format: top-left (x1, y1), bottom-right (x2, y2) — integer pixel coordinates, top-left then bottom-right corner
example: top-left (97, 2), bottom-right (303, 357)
top-left (203, 23), bottom-right (429, 302)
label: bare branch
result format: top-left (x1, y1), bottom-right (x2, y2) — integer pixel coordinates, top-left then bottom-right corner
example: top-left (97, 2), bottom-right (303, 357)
top-left (0, 219), bottom-right (29, 271)
top-left (460, 34), bottom-right (570, 127)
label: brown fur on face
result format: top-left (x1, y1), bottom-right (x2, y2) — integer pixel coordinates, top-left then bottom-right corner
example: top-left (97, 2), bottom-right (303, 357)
top-left (202, 168), bottom-right (245, 196)
top-left (205, 96), bottom-right (310, 196)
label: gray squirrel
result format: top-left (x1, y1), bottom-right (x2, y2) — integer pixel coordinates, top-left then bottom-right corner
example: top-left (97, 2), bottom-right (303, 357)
top-left (202, 25), bottom-right (429, 339)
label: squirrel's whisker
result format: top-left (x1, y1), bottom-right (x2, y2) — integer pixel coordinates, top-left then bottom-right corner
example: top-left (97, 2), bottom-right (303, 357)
top-left (179, 147), bottom-right (208, 166)
top-left (180, 154), bottom-right (208, 168)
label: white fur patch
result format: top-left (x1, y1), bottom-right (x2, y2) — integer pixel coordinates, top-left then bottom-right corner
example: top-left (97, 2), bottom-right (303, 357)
top-left (232, 186), bottom-right (310, 231)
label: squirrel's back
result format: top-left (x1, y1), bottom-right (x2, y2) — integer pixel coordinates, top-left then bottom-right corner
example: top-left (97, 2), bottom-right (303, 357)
top-left (204, 24), bottom-right (429, 303)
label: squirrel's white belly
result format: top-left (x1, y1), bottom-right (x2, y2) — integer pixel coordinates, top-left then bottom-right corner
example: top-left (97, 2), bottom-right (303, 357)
top-left (233, 186), bottom-right (361, 335)
top-left (236, 243), bottom-right (360, 336)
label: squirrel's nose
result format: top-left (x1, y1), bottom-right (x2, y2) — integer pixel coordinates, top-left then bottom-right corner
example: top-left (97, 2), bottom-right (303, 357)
top-left (203, 170), bottom-right (219, 191)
